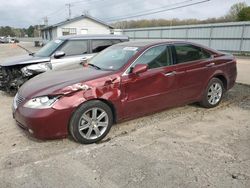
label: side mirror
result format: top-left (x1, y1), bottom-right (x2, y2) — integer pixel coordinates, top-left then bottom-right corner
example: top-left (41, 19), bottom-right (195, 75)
top-left (80, 58), bottom-right (88, 65)
top-left (211, 54), bottom-right (221, 59)
top-left (132, 64), bottom-right (148, 75)
top-left (54, 51), bottom-right (65, 59)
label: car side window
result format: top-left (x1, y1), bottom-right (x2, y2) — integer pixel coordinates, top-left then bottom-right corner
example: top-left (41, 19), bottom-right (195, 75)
top-left (133, 45), bottom-right (172, 69)
top-left (174, 44), bottom-right (211, 64)
top-left (60, 40), bottom-right (88, 56)
top-left (91, 40), bottom-right (113, 53)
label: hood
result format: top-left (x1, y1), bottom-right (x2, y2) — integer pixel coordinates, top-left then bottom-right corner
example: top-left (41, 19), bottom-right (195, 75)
top-left (18, 67), bottom-right (112, 98)
top-left (0, 55), bottom-right (50, 66)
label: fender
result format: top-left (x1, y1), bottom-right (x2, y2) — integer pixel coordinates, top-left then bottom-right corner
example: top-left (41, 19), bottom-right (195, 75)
top-left (201, 69), bottom-right (229, 95)
top-left (52, 75), bottom-right (123, 121)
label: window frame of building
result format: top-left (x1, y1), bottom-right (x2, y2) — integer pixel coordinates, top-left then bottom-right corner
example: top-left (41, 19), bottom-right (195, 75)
top-left (62, 28), bottom-right (77, 36)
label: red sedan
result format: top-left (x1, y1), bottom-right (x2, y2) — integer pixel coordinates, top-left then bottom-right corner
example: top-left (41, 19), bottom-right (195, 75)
top-left (13, 41), bottom-right (237, 144)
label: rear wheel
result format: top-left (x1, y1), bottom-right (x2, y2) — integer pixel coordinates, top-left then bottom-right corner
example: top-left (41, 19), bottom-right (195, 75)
top-left (200, 78), bottom-right (224, 108)
top-left (69, 100), bottom-right (113, 144)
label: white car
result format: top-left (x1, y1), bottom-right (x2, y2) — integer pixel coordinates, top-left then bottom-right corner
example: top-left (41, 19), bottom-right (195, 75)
top-left (0, 34), bottom-right (129, 94)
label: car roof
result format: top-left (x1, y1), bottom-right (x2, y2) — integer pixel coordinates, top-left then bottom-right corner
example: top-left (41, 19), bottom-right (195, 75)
top-left (116, 40), bottom-right (221, 56)
top-left (58, 34), bottom-right (129, 40)
top-left (114, 40), bottom-right (178, 48)
top-left (114, 40), bottom-right (217, 51)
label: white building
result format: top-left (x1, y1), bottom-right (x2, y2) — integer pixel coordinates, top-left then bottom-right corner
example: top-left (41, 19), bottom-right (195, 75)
top-left (41, 15), bottom-right (114, 41)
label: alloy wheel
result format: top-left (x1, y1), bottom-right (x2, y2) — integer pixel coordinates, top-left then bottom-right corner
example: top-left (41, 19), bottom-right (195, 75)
top-left (78, 107), bottom-right (109, 140)
top-left (207, 82), bottom-right (223, 105)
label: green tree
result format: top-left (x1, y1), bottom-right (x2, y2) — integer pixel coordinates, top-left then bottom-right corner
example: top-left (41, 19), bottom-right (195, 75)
top-left (226, 2), bottom-right (248, 21)
top-left (0, 26), bottom-right (15, 36)
top-left (27, 25), bottom-right (35, 37)
top-left (238, 7), bottom-right (250, 21)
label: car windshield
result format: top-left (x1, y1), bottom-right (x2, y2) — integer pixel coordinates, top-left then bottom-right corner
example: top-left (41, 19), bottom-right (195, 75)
top-left (88, 46), bottom-right (139, 71)
top-left (35, 39), bottom-right (64, 57)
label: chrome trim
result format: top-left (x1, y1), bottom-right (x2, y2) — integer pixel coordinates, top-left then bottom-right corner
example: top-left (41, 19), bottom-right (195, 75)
top-left (121, 42), bottom-right (213, 76)
top-left (206, 62), bottom-right (215, 67)
top-left (164, 71), bottom-right (176, 76)
top-left (13, 93), bottom-right (25, 110)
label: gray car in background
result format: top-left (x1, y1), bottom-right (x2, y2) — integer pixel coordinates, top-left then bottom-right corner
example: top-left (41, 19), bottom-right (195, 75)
top-left (0, 34), bottom-right (129, 94)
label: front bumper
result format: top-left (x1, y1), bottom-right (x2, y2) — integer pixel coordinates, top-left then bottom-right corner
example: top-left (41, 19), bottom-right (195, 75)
top-left (13, 105), bottom-right (74, 140)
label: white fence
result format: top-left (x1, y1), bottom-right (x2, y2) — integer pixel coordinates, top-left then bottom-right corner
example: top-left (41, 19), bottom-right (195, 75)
top-left (122, 21), bottom-right (250, 53)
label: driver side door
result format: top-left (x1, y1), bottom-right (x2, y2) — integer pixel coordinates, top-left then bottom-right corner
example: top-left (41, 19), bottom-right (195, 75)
top-left (121, 45), bottom-right (181, 119)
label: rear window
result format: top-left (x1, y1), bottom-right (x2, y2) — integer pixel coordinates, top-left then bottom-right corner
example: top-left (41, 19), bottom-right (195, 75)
top-left (91, 40), bottom-right (113, 53)
top-left (174, 44), bottom-right (211, 64)
top-left (91, 39), bottom-right (123, 53)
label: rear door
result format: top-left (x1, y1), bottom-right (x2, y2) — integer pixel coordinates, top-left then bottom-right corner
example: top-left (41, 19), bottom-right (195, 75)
top-left (121, 45), bottom-right (182, 119)
top-left (172, 43), bottom-right (213, 101)
top-left (51, 39), bottom-right (92, 70)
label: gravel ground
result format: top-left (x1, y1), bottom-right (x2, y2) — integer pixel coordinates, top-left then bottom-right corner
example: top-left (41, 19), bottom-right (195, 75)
top-left (0, 43), bottom-right (250, 188)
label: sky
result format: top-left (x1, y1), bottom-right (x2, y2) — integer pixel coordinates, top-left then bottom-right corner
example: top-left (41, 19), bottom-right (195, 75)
top-left (0, 0), bottom-right (249, 28)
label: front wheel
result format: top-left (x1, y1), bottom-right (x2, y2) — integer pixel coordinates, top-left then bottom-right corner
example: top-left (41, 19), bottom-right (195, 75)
top-left (69, 100), bottom-right (113, 144)
top-left (200, 78), bottom-right (224, 108)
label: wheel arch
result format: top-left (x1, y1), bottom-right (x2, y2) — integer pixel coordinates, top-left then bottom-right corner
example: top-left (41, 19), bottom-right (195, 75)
top-left (97, 98), bottom-right (117, 124)
top-left (67, 98), bottom-right (117, 139)
top-left (71, 98), bottom-right (117, 123)
top-left (213, 74), bottom-right (228, 90)
top-left (199, 72), bottom-right (228, 100)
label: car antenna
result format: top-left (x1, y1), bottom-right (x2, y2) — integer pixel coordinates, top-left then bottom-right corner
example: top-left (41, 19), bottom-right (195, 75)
top-left (17, 44), bottom-right (34, 56)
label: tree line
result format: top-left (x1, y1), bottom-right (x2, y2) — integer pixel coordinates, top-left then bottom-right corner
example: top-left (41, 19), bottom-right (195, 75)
top-left (0, 25), bottom-right (42, 38)
top-left (113, 2), bottom-right (250, 29)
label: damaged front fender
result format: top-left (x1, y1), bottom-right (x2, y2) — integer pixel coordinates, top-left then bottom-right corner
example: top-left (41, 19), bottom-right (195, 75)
top-left (0, 65), bottom-right (28, 94)
top-left (21, 62), bottom-right (52, 77)
top-left (52, 76), bottom-right (122, 120)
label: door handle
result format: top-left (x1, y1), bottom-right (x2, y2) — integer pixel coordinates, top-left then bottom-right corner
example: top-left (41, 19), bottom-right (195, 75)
top-left (80, 57), bottom-right (87, 61)
top-left (206, 62), bottom-right (215, 67)
top-left (164, 71), bottom-right (176, 76)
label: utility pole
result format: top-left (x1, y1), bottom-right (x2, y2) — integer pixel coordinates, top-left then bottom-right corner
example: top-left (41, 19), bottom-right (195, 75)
top-left (66, 3), bottom-right (72, 19)
top-left (43, 16), bottom-right (48, 26)
top-left (82, 10), bottom-right (89, 16)
top-left (38, 25), bottom-right (40, 37)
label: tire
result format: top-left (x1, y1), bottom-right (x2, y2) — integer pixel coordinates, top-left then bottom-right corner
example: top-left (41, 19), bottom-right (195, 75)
top-left (69, 100), bottom-right (113, 144)
top-left (200, 78), bottom-right (224, 108)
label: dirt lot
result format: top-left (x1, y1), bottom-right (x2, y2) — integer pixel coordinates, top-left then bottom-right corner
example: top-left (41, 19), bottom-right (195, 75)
top-left (0, 43), bottom-right (250, 188)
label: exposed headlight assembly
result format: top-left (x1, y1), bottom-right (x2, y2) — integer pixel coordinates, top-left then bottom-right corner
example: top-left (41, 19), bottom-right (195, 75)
top-left (24, 96), bottom-right (60, 109)
top-left (21, 62), bottom-right (52, 77)
top-left (67, 83), bottom-right (90, 91)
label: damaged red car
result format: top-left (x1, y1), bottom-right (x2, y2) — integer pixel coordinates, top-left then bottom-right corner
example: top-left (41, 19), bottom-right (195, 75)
top-left (13, 41), bottom-right (237, 144)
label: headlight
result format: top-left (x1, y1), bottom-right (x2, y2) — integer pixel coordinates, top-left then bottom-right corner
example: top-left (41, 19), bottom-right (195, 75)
top-left (24, 96), bottom-right (59, 109)
top-left (21, 62), bottom-right (52, 77)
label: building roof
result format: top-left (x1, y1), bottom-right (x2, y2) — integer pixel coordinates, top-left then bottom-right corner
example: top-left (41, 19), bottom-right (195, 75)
top-left (41, 15), bottom-right (113, 31)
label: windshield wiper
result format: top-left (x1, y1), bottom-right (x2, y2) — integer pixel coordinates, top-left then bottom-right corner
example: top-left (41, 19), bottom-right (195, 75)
top-left (87, 63), bottom-right (102, 70)
top-left (17, 44), bottom-right (34, 56)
